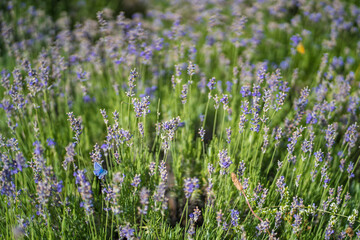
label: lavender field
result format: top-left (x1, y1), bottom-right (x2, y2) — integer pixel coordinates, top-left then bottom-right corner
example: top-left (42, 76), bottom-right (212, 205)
top-left (1, 0), bottom-right (360, 239)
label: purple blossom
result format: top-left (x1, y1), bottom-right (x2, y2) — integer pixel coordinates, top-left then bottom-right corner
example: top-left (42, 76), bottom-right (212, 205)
top-left (181, 84), bottom-right (188, 104)
top-left (240, 86), bottom-right (251, 97)
top-left (149, 162), bottom-right (156, 176)
top-left (256, 220), bottom-right (270, 235)
top-left (207, 77), bottom-right (216, 90)
top-left (226, 81), bottom-right (233, 92)
top-left (238, 113), bottom-right (248, 133)
top-left (126, 69), bottom-right (138, 97)
top-left (290, 34), bottom-right (302, 47)
top-left (199, 127), bottom-right (205, 141)
top-left (220, 94), bottom-right (229, 110)
top-left (131, 174), bottom-right (141, 188)
top-left (230, 209), bottom-right (239, 227)
top-left (237, 161), bottom-right (246, 177)
top-left (138, 122), bottom-right (144, 137)
top-left (67, 112), bottom-right (83, 143)
top-left (63, 143), bottom-right (76, 170)
top-left (276, 176), bottom-right (286, 201)
top-left (184, 177), bottom-right (199, 199)
top-left (153, 182), bottom-right (168, 212)
top-left (159, 160), bottom-right (167, 182)
top-left (187, 61), bottom-right (195, 77)
top-left (226, 127), bottom-right (232, 144)
top-left (119, 224), bottom-right (135, 239)
top-left (292, 214), bottom-right (302, 234)
top-left (218, 149), bottom-right (232, 174)
top-left (347, 162), bottom-right (355, 178)
top-left (46, 138), bottom-right (55, 147)
top-left (208, 163), bottom-right (214, 175)
top-left (344, 123), bottom-right (358, 154)
top-left (132, 96), bottom-right (151, 118)
top-left (138, 187), bottom-right (150, 215)
top-left (73, 170), bottom-right (93, 215)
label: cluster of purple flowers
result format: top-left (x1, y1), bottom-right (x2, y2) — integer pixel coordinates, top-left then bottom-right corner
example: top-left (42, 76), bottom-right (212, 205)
top-left (160, 116), bottom-right (181, 151)
top-left (126, 69), bottom-right (138, 97)
top-left (73, 170), bottom-right (93, 215)
top-left (188, 206), bottom-right (201, 239)
top-left (218, 149), bottom-right (232, 175)
top-left (132, 96), bottom-right (151, 118)
top-left (67, 112), bottom-right (83, 143)
top-left (184, 177), bottom-right (199, 199)
top-left (343, 123), bottom-right (358, 154)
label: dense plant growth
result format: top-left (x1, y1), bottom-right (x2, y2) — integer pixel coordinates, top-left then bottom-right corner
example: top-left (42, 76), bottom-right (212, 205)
top-left (1, 0), bottom-right (360, 239)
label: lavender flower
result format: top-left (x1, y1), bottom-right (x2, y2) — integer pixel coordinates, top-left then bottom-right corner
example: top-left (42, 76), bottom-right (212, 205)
top-left (292, 214), bottom-right (302, 234)
top-left (63, 143), bottom-right (76, 170)
top-left (90, 143), bottom-right (102, 164)
top-left (274, 211), bottom-right (282, 229)
top-left (287, 126), bottom-right (305, 163)
top-left (344, 192), bottom-right (351, 207)
top-left (344, 123), bottom-right (358, 154)
top-left (187, 61), bottom-right (195, 77)
top-left (218, 149), bottom-right (232, 175)
top-left (325, 123), bottom-right (337, 149)
top-left (46, 138), bottom-right (55, 147)
top-left (240, 86), bottom-right (251, 97)
top-left (184, 177), bottom-right (199, 199)
top-left (160, 116), bottom-right (181, 151)
top-left (213, 94), bottom-right (220, 109)
top-left (171, 75), bottom-right (176, 89)
top-left (347, 162), bottom-right (355, 178)
top-left (256, 220), bottom-right (270, 235)
top-left (293, 87), bottom-right (310, 126)
top-left (181, 84), bottom-right (188, 104)
top-left (250, 110), bottom-right (260, 132)
top-left (153, 182), bottom-right (168, 212)
top-left (132, 96), bottom-right (150, 118)
top-left (175, 64), bottom-right (182, 77)
top-left (261, 126), bottom-right (269, 153)
top-left (274, 127), bottom-right (282, 147)
top-left (188, 207), bottom-right (201, 239)
top-left (220, 94), bottom-right (229, 110)
top-left (119, 224), bottom-right (135, 239)
top-left (159, 160), bottom-right (167, 182)
top-left (100, 109), bottom-right (108, 125)
top-left (207, 77), bottom-right (216, 90)
top-left (149, 162), bottom-right (156, 176)
top-left (138, 187), bottom-right (150, 215)
top-left (126, 69), bottom-right (138, 97)
top-left (226, 81), bottom-right (233, 92)
top-left (230, 209), bottom-right (240, 227)
top-left (238, 103), bottom-right (248, 133)
top-left (199, 127), bottom-right (205, 141)
top-left (276, 176), bottom-right (286, 201)
top-left (192, 206), bottom-right (201, 222)
top-left (325, 216), bottom-right (336, 240)
top-left (138, 122), bottom-right (144, 137)
top-left (131, 174), bottom-right (141, 188)
top-left (314, 150), bottom-right (324, 167)
top-left (74, 170), bottom-right (93, 215)
top-left (237, 161), bottom-right (246, 177)
top-left (67, 112), bottom-right (83, 143)
top-left (226, 127), bottom-right (232, 144)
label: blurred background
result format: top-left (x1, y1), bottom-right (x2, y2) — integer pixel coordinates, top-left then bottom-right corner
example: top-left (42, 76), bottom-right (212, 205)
top-left (0, 0), bottom-right (148, 25)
